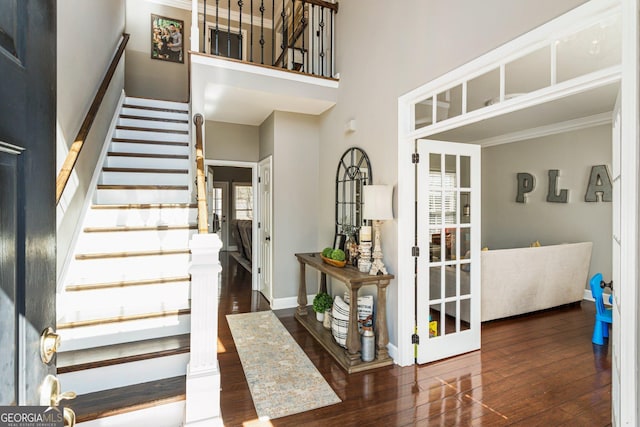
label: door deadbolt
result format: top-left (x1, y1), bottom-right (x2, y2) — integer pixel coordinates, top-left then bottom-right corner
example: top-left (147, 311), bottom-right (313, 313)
top-left (40, 327), bottom-right (61, 364)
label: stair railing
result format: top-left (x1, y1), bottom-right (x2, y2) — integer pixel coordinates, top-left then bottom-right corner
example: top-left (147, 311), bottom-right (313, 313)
top-left (56, 33), bottom-right (130, 205)
top-left (193, 113), bottom-right (209, 233)
top-left (200, 0), bottom-right (338, 78)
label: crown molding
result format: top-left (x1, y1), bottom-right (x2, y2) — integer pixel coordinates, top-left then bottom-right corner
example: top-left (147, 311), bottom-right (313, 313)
top-left (478, 112), bottom-right (612, 147)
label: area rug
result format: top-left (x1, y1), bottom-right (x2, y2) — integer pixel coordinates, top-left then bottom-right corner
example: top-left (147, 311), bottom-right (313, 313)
top-left (226, 311), bottom-right (341, 420)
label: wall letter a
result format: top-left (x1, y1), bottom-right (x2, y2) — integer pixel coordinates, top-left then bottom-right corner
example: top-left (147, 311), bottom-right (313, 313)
top-left (585, 165), bottom-right (613, 202)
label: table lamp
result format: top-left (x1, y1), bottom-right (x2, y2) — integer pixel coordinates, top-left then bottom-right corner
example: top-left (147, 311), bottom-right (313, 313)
top-left (363, 185), bottom-right (393, 275)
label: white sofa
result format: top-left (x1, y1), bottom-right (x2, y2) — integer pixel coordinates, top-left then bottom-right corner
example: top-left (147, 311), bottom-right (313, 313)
top-left (480, 242), bottom-right (593, 321)
top-left (430, 242), bottom-right (593, 322)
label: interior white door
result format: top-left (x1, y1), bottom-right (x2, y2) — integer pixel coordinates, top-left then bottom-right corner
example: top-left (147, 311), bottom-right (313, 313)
top-left (258, 156), bottom-right (273, 304)
top-left (416, 139), bottom-right (481, 363)
top-left (212, 181), bottom-right (229, 250)
top-left (611, 92), bottom-right (621, 426)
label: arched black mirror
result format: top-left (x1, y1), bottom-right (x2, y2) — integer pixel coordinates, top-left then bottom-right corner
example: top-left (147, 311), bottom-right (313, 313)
top-left (335, 147), bottom-right (372, 236)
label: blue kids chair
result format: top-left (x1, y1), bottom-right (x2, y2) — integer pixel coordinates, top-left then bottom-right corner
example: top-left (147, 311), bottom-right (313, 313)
top-left (589, 273), bottom-right (613, 345)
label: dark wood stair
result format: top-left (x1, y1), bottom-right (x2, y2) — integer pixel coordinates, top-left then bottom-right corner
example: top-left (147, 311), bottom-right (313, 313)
top-left (116, 125), bottom-right (188, 134)
top-left (57, 308), bottom-right (191, 329)
top-left (119, 114), bottom-right (188, 124)
top-left (111, 137), bottom-right (189, 147)
top-left (122, 103), bottom-right (188, 114)
top-left (65, 275), bottom-right (191, 292)
top-left (67, 375), bottom-right (186, 423)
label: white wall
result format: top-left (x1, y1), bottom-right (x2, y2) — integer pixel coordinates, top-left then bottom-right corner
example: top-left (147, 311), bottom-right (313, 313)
top-left (57, 0), bottom-right (126, 275)
top-left (317, 0), bottom-right (588, 352)
top-left (482, 125), bottom-right (612, 283)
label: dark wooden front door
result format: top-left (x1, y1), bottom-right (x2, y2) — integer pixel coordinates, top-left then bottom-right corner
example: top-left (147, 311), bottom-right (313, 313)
top-left (0, 0), bottom-right (57, 405)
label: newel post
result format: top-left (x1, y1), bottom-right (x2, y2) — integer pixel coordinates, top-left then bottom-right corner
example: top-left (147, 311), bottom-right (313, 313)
top-left (185, 233), bottom-right (223, 426)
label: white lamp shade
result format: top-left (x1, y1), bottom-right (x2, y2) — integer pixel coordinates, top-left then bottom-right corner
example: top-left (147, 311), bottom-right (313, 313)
top-left (363, 185), bottom-right (393, 220)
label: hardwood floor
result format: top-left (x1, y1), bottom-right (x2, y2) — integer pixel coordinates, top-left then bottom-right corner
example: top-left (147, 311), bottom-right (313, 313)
top-left (218, 252), bottom-right (612, 426)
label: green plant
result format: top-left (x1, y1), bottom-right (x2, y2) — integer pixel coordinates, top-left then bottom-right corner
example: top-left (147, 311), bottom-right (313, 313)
top-left (330, 248), bottom-right (346, 261)
top-left (312, 292), bottom-right (333, 313)
top-left (322, 247), bottom-right (334, 258)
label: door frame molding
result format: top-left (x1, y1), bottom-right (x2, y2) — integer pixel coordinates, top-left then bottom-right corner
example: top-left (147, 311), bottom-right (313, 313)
top-left (204, 159), bottom-right (258, 291)
top-left (258, 156), bottom-right (273, 305)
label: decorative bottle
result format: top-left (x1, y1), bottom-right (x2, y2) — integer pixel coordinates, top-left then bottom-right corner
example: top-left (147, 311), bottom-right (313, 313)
top-left (361, 327), bottom-right (375, 362)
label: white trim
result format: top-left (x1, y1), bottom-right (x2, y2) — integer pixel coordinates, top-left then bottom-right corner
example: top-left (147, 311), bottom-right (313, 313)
top-left (583, 289), bottom-right (611, 303)
top-left (148, 0), bottom-right (274, 29)
top-left (205, 159), bottom-right (258, 291)
top-left (271, 294), bottom-right (315, 311)
top-left (406, 65), bottom-right (621, 141)
top-left (191, 53), bottom-right (339, 88)
top-left (618, 0), bottom-right (638, 423)
top-left (386, 342), bottom-right (398, 363)
top-left (56, 89), bottom-right (126, 294)
top-left (478, 112), bottom-right (612, 147)
top-left (258, 156), bottom-right (274, 305)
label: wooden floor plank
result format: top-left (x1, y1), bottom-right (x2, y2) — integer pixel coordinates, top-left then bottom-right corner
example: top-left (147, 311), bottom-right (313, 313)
top-left (214, 252), bottom-right (612, 427)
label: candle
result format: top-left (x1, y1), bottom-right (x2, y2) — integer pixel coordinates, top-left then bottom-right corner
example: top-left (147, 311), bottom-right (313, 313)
top-left (360, 226), bottom-right (372, 242)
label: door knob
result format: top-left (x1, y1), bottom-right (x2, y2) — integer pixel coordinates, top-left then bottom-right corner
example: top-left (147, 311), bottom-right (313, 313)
top-left (40, 327), bottom-right (61, 364)
top-left (40, 375), bottom-right (76, 427)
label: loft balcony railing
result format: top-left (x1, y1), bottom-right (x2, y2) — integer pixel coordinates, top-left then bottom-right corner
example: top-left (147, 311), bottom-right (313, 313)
top-left (198, 0), bottom-right (338, 78)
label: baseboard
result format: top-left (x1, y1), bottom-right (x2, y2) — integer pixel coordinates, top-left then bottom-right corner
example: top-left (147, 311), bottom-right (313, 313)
top-left (387, 342), bottom-right (398, 364)
top-left (271, 294), bottom-right (314, 310)
top-left (583, 289), bottom-right (611, 303)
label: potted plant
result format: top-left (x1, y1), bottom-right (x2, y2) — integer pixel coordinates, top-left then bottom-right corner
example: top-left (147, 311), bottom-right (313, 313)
top-left (312, 292), bottom-right (333, 322)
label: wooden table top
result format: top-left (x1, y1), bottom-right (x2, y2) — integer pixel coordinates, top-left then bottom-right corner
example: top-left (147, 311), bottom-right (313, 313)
top-left (295, 252), bottom-right (394, 284)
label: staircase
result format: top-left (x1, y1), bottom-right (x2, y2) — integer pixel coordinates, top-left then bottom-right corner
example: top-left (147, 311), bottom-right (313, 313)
top-left (57, 97), bottom-right (196, 425)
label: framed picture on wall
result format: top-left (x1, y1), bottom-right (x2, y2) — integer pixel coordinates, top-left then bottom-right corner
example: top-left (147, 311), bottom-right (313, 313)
top-left (151, 14), bottom-right (184, 63)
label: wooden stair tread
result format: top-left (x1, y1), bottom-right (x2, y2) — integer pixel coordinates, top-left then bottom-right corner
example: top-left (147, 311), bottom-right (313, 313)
top-left (116, 125), bottom-right (188, 135)
top-left (122, 103), bottom-right (188, 114)
top-left (57, 334), bottom-right (190, 373)
top-left (91, 203), bottom-right (197, 210)
top-left (75, 248), bottom-right (190, 260)
top-left (97, 184), bottom-right (188, 190)
top-left (119, 114), bottom-right (188, 124)
top-left (102, 167), bottom-right (188, 174)
top-left (107, 151), bottom-right (188, 159)
top-left (65, 275), bottom-right (191, 292)
top-left (112, 137), bottom-right (189, 147)
top-left (68, 375), bottom-right (186, 423)
top-left (83, 224), bottom-right (196, 233)
top-left (57, 308), bottom-right (191, 329)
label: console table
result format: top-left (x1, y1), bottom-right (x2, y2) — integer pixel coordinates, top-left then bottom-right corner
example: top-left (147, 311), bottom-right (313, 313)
top-left (294, 252), bottom-right (394, 373)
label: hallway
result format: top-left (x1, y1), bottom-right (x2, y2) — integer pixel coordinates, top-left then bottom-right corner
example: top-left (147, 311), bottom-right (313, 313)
top-left (217, 253), bottom-right (612, 426)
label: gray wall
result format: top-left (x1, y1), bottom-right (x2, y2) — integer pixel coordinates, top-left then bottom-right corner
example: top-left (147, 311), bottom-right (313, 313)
top-left (271, 112), bottom-right (320, 300)
top-left (57, 0), bottom-right (126, 276)
top-left (317, 0), bottom-right (588, 350)
top-left (125, 1), bottom-right (190, 101)
top-left (482, 125), bottom-right (612, 283)
top-left (259, 113), bottom-right (275, 159)
top-left (211, 166), bottom-right (252, 182)
top-left (205, 120), bottom-right (260, 162)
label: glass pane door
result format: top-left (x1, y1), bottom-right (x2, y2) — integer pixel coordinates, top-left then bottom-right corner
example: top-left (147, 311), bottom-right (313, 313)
top-left (417, 140), bottom-right (480, 363)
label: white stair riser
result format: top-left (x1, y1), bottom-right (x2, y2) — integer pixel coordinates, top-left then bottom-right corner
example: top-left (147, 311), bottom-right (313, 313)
top-left (66, 253), bottom-right (191, 285)
top-left (124, 97), bottom-right (189, 111)
top-left (115, 129), bottom-right (189, 143)
top-left (83, 207), bottom-right (197, 228)
top-left (76, 229), bottom-right (197, 253)
top-left (100, 171), bottom-right (188, 186)
top-left (96, 188), bottom-right (190, 204)
top-left (121, 107), bottom-right (188, 121)
top-left (119, 117), bottom-right (189, 131)
top-left (60, 299), bottom-right (190, 325)
top-left (76, 401), bottom-right (187, 427)
top-left (58, 313), bottom-right (191, 351)
top-left (109, 141), bottom-right (189, 156)
top-left (59, 353), bottom-right (189, 394)
top-left (61, 281), bottom-right (190, 313)
top-left (105, 155), bottom-right (190, 170)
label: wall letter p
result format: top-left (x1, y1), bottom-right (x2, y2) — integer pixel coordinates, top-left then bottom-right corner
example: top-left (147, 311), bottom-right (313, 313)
top-left (516, 173), bottom-right (535, 203)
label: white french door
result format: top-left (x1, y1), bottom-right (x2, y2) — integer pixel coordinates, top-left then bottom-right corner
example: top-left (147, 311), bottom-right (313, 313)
top-left (258, 156), bottom-right (273, 304)
top-left (416, 139), bottom-right (481, 363)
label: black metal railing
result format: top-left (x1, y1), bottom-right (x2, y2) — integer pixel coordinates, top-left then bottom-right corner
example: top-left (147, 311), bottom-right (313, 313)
top-left (200, 0), bottom-right (338, 78)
